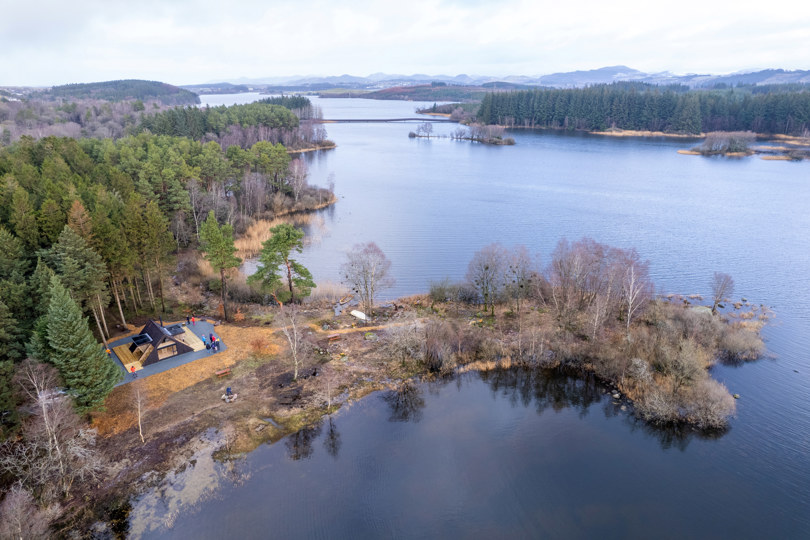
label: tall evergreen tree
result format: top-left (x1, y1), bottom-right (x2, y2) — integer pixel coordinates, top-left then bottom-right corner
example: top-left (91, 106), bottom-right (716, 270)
top-left (141, 200), bottom-right (174, 313)
top-left (249, 224), bottom-right (315, 303)
top-left (0, 357), bottom-right (19, 440)
top-left (199, 211), bottom-right (241, 320)
top-left (0, 299), bottom-right (23, 439)
top-left (43, 276), bottom-right (120, 411)
top-left (49, 225), bottom-right (111, 343)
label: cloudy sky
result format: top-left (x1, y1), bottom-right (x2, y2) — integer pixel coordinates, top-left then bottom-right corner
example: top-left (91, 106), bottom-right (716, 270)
top-left (2, 0), bottom-right (809, 86)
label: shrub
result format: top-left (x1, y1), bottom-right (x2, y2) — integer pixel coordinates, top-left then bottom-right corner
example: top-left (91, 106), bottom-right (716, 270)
top-left (455, 283), bottom-right (481, 305)
top-left (423, 320), bottom-right (454, 372)
top-left (635, 388), bottom-right (680, 425)
top-left (429, 279), bottom-right (454, 303)
top-left (682, 379), bottom-right (736, 429)
top-left (719, 326), bottom-right (764, 362)
top-left (384, 318), bottom-right (424, 363)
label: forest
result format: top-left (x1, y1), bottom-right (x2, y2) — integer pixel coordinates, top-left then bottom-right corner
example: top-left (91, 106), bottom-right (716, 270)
top-left (0, 130), bottom-right (334, 429)
top-left (136, 97), bottom-right (330, 150)
top-left (34, 80), bottom-right (200, 106)
top-left (477, 82), bottom-right (810, 135)
top-left (1, 94), bottom-right (332, 152)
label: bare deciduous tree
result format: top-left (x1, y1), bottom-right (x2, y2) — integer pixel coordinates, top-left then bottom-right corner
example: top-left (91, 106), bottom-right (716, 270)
top-left (620, 249), bottom-right (652, 334)
top-left (132, 380), bottom-right (146, 443)
top-left (288, 158), bottom-right (308, 203)
top-left (467, 243), bottom-right (506, 316)
top-left (276, 304), bottom-right (307, 380)
top-left (0, 482), bottom-right (59, 539)
top-left (416, 122), bottom-right (433, 138)
top-left (341, 242), bottom-right (394, 316)
top-left (0, 360), bottom-right (105, 502)
top-left (711, 272), bottom-right (735, 314)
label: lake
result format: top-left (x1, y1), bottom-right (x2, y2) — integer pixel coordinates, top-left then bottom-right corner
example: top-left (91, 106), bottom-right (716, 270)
top-left (129, 94), bottom-right (810, 538)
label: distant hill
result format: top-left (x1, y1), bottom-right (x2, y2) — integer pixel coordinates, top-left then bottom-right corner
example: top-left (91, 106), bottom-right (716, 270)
top-left (322, 84), bottom-right (496, 101)
top-left (38, 79), bottom-right (200, 105)
top-left (537, 65), bottom-right (646, 87)
top-left (212, 67), bottom-right (810, 91)
top-left (180, 82), bottom-right (251, 95)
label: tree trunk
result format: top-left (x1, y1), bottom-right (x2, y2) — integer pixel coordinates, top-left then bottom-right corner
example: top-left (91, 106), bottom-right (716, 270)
top-left (220, 268), bottom-right (229, 321)
top-left (136, 389), bottom-right (145, 443)
top-left (113, 278), bottom-right (127, 326)
top-left (144, 268), bottom-right (156, 312)
top-left (131, 277), bottom-right (141, 311)
top-left (155, 259), bottom-right (166, 313)
top-left (90, 303), bottom-right (109, 347)
top-left (286, 259), bottom-right (295, 303)
top-left (97, 294), bottom-right (110, 337)
top-left (118, 277), bottom-right (130, 309)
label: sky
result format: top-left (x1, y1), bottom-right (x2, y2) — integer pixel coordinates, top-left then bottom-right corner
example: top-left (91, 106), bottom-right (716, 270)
top-left (2, 0), bottom-right (809, 86)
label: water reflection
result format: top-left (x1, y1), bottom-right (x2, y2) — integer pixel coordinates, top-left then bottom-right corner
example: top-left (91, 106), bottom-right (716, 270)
top-left (478, 367), bottom-right (730, 451)
top-left (323, 416), bottom-right (341, 459)
top-left (479, 367), bottom-right (603, 417)
top-left (285, 422), bottom-right (323, 461)
top-left (381, 381), bottom-right (426, 422)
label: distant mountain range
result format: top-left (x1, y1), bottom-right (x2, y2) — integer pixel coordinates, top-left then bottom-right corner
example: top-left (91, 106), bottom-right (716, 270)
top-left (198, 66), bottom-right (810, 91)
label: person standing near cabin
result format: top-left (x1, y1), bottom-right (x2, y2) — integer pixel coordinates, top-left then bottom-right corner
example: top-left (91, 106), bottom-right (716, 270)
top-left (130, 366), bottom-right (137, 379)
top-left (191, 315), bottom-right (196, 325)
top-left (186, 315), bottom-right (190, 325)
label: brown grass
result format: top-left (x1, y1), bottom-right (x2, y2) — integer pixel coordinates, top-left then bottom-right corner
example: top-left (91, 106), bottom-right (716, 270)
top-left (308, 280), bottom-right (350, 304)
top-left (235, 214), bottom-right (327, 259)
top-left (595, 129), bottom-right (704, 138)
top-left (92, 323), bottom-right (280, 437)
top-left (677, 149), bottom-right (701, 155)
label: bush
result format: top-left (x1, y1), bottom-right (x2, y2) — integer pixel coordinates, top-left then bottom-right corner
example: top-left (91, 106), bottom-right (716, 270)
top-left (719, 326), bottom-right (764, 362)
top-left (429, 279), bottom-right (454, 303)
top-left (456, 283), bottom-right (481, 305)
top-left (635, 388), bottom-right (680, 425)
top-left (384, 318), bottom-right (424, 363)
top-left (423, 320), bottom-right (454, 372)
top-left (682, 379), bottom-right (736, 429)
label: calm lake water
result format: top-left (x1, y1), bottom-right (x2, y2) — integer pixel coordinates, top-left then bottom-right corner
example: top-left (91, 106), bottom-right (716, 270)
top-left (130, 94), bottom-right (810, 538)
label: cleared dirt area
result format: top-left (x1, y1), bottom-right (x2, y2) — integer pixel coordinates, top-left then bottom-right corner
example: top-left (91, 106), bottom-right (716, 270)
top-left (89, 302), bottom-right (425, 514)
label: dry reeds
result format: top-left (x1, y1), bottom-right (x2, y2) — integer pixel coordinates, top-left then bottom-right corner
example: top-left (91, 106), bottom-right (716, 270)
top-left (307, 280), bottom-right (350, 304)
top-left (234, 215), bottom-right (327, 259)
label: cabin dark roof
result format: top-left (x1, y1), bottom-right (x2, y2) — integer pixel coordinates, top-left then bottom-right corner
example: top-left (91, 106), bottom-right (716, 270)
top-left (164, 324), bottom-right (185, 336)
top-left (132, 334), bottom-right (152, 346)
top-left (134, 319), bottom-right (194, 366)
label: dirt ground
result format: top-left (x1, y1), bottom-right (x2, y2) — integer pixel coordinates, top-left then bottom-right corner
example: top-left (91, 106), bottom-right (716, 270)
top-left (89, 301), bottom-right (427, 513)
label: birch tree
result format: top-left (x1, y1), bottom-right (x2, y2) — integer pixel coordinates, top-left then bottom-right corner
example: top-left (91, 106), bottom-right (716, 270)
top-left (341, 242), bottom-right (394, 316)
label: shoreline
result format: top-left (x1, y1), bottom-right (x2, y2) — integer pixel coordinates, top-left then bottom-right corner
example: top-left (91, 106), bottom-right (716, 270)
top-left (84, 291), bottom-right (765, 531)
top-left (287, 142), bottom-right (337, 154)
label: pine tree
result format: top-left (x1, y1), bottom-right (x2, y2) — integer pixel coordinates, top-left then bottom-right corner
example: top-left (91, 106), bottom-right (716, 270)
top-left (199, 211), bottom-right (241, 320)
top-left (43, 276), bottom-right (120, 411)
top-left (249, 224), bottom-right (315, 303)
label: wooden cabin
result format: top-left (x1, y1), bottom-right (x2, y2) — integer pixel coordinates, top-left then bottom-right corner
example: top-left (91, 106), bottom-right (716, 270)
top-left (128, 320), bottom-right (194, 367)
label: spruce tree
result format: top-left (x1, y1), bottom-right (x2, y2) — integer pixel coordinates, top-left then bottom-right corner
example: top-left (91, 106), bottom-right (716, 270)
top-left (44, 276), bottom-right (120, 411)
top-left (0, 358), bottom-right (19, 440)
